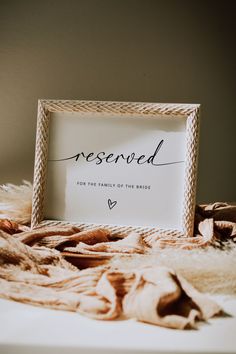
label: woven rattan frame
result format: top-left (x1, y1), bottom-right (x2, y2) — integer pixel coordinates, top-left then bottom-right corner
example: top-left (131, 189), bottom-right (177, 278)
top-left (31, 100), bottom-right (200, 238)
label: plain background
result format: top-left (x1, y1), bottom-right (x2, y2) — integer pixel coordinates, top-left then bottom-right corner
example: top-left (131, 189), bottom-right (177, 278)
top-left (0, 0), bottom-right (235, 202)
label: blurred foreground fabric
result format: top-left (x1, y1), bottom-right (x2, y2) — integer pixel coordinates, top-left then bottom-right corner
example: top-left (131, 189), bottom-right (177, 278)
top-left (0, 229), bottom-right (222, 329)
top-left (0, 182), bottom-right (235, 329)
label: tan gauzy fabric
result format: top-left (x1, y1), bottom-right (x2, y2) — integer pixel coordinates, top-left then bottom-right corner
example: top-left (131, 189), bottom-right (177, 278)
top-left (0, 202), bottom-right (235, 329)
top-left (1, 203), bottom-right (235, 256)
top-left (2, 203), bottom-right (234, 257)
top-left (0, 230), bottom-right (222, 330)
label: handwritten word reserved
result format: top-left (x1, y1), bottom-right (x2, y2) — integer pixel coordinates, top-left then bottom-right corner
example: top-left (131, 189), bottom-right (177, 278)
top-left (50, 140), bottom-right (184, 167)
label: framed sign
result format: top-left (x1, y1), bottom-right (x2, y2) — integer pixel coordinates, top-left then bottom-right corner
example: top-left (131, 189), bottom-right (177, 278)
top-left (32, 100), bottom-right (200, 237)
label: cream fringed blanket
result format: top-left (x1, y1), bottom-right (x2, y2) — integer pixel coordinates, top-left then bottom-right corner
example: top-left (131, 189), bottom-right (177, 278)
top-left (0, 229), bottom-right (222, 330)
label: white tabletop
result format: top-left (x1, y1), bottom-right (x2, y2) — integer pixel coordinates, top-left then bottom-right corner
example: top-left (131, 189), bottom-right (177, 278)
top-left (0, 296), bottom-right (236, 354)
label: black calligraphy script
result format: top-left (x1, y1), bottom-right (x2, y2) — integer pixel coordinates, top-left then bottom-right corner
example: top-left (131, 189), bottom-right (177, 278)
top-left (49, 140), bottom-right (184, 166)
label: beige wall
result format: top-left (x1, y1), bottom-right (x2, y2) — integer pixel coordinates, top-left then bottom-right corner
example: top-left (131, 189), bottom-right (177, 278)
top-left (0, 0), bottom-right (235, 202)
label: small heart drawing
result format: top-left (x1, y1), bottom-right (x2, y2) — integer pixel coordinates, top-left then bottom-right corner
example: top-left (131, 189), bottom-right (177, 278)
top-left (108, 199), bottom-right (117, 210)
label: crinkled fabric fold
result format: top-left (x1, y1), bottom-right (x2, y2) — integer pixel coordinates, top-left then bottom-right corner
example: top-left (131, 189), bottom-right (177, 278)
top-left (1, 203), bottom-right (235, 256)
top-left (6, 203), bottom-right (234, 255)
top-left (0, 230), bottom-right (222, 329)
top-left (0, 200), bottom-right (234, 329)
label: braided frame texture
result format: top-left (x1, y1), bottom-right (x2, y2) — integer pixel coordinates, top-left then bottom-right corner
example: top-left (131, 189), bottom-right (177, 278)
top-left (31, 100), bottom-right (200, 238)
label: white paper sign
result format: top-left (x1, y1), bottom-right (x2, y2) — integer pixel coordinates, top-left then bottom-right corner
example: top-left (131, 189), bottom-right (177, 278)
top-left (45, 111), bottom-right (187, 230)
